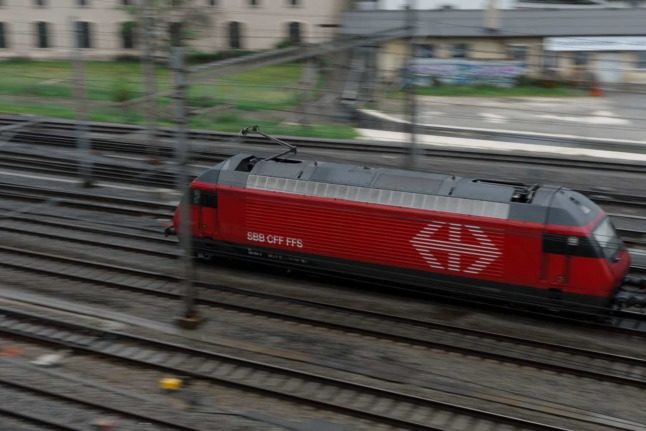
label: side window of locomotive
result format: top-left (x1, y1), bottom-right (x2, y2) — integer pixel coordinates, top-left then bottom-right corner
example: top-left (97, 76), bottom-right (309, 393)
top-left (191, 189), bottom-right (218, 208)
top-left (201, 191), bottom-right (218, 208)
top-left (190, 189), bottom-right (218, 208)
top-left (542, 234), bottom-right (597, 257)
top-left (592, 218), bottom-right (621, 260)
top-left (191, 189), bottom-right (201, 205)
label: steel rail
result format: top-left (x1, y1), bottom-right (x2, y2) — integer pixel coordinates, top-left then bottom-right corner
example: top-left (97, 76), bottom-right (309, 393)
top-left (1, 126), bottom-right (646, 213)
top-left (0, 377), bottom-right (202, 431)
top-left (0, 112), bottom-right (645, 180)
top-left (3, 146), bottom-right (646, 214)
top-left (2, 114), bottom-right (646, 159)
top-left (0, 182), bottom-right (174, 218)
top-left (0, 305), bottom-right (583, 431)
top-left (0, 150), bottom-right (177, 188)
top-left (1, 242), bottom-right (646, 392)
top-left (7, 124), bottom-right (646, 175)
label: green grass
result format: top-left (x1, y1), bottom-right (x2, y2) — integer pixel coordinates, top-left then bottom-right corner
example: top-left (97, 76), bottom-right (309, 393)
top-left (0, 59), bottom-right (304, 104)
top-left (0, 59), bottom-right (355, 139)
top-left (0, 100), bottom-right (77, 118)
top-left (0, 60), bottom-right (162, 102)
top-left (190, 113), bottom-right (356, 140)
top-left (389, 84), bottom-right (583, 98)
top-left (190, 63), bottom-right (304, 110)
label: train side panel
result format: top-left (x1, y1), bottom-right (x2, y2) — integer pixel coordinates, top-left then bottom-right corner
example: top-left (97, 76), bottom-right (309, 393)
top-left (215, 186), bottom-right (547, 295)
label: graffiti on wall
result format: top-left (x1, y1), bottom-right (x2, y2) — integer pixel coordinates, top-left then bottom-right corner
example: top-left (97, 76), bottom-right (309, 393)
top-left (406, 59), bottom-right (527, 87)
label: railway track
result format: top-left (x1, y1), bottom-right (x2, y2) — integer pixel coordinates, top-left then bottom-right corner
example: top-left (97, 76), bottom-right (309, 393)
top-left (611, 214), bottom-right (646, 248)
top-left (1, 222), bottom-right (646, 391)
top-left (0, 305), bottom-right (580, 431)
top-left (1, 116), bottom-right (646, 211)
top-left (0, 182), bottom-right (174, 218)
top-left (1, 116), bottom-right (645, 173)
top-left (0, 373), bottom-right (203, 431)
top-left (0, 147), bottom-right (178, 188)
top-left (4, 145), bottom-right (646, 221)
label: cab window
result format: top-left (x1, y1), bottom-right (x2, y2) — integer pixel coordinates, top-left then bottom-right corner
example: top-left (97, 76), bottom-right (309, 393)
top-left (592, 218), bottom-right (621, 260)
top-left (191, 189), bottom-right (218, 208)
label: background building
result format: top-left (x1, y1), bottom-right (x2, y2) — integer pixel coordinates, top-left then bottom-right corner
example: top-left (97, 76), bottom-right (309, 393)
top-left (341, 7), bottom-right (646, 84)
top-left (0, 0), bottom-right (347, 59)
top-left (354, 0), bottom-right (645, 8)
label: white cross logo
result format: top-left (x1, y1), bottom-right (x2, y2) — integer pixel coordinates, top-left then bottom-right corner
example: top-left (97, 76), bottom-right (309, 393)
top-left (410, 222), bottom-right (502, 274)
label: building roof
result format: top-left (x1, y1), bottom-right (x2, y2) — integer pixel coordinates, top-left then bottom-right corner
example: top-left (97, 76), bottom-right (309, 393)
top-left (340, 8), bottom-right (646, 37)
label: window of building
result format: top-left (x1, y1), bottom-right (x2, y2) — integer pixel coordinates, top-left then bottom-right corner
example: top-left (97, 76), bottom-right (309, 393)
top-left (207, 0), bottom-right (217, 5)
top-left (508, 45), bottom-right (528, 64)
top-left (76, 21), bottom-right (92, 49)
top-left (288, 22), bottom-right (301, 45)
top-left (413, 43), bottom-right (434, 58)
top-left (121, 22), bottom-right (136, 49)
top-left (34, 0), bottom-right (46, 7)
top-left (574, 51), bottom-right (588, 66)
top-left (288, 0), bottom-right (300, 6)
top-left (249, 0), bottom-right (259, 6)
top-left (637, 51), bottom-right (646, 69)
top-left (35, 22), bottom-right (49, 48)
top-left (78, 0), bottom-right (89, 6)
top-left (122, 0), bottom-right (132, 5)
top-left (0, 23), bottom-right (6, 49)
top-left (228, 21), bottom-right (242, 49)
top-left (543, 51), bottom-right (558, 69)
top-left (451, 43), bottom-right (468, 58)
top-left (169, 22), bottom-right (183, 46)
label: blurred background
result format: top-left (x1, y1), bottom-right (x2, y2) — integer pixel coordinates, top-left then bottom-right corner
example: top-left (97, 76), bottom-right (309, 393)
top-left (1, 0), bottom-right (646, 142)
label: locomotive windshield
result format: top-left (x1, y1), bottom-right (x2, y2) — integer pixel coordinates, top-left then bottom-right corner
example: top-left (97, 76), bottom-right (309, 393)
top-left (592, 218), bottom-right (622, 260)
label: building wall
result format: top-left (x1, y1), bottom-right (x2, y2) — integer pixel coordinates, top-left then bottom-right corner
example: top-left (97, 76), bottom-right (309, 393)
top-left (194, 0), bottom-right (346, 51)
top-left (378, 36), bottom-right (544, 81)
top-left (373, 0), bottom-right (516, 9)
top-left (552, 51), bottom-right (646, 83)
top-left (0, 0), bottom-right (347, 59)
top-left (377, 36), bottom-right (646, 83)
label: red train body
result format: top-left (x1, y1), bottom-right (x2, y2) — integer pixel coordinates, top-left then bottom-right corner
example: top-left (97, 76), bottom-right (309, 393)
top-left (169, 153), bottom-right (630, 311)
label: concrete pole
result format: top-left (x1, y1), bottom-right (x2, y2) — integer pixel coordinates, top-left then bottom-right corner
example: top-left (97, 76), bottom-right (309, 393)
top-left (137, 0), bottom-right (159, 161)
top-left (404, 2), bottom-right (418, 170)
top-left (71, 17), bottom-right (94, 187)
top-left (485, 0), bottom-right (500, 32)
top-left (171, 46), bottom-right (203, 329)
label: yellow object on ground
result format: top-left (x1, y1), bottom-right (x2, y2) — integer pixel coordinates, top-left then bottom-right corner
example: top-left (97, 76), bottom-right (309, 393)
top-left (159, 377), bottom-right (183, 391)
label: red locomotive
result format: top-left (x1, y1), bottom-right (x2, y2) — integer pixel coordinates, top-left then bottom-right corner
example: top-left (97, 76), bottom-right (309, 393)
top-left (167, 128), bottom-right (631, 312)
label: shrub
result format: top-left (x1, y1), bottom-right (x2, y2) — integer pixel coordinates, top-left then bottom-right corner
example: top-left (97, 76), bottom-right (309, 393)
top-left (515, 74), bottom-right (540, 87)
top-left (113, 54), bottom-right (140, 63)
top-left (1, 57), bottom-right (32, 65)
top-left (109, 80), bottom-right (136, 102)
top-left (187, 50), bottom-right (255, 65)
top-left (188, 95), bottom-right (218, 108)
top-left (274, 39), bottom-right (295, 49)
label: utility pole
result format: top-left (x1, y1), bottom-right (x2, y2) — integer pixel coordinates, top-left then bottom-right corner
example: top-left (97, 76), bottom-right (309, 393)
top-left (137, 0), bottom-right (159, 161)
top-left (484, 0), bottom-right (500, 32)
top-left (404, 2), bottom-right (418, 170)
top-left (172, 45), bottom-right (203, 329)
top-left (71, 17), bottom-right (94, 187)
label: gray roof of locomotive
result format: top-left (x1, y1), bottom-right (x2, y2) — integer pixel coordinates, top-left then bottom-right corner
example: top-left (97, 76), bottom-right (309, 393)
top-left (198, 154), bottom-right (600, 226)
